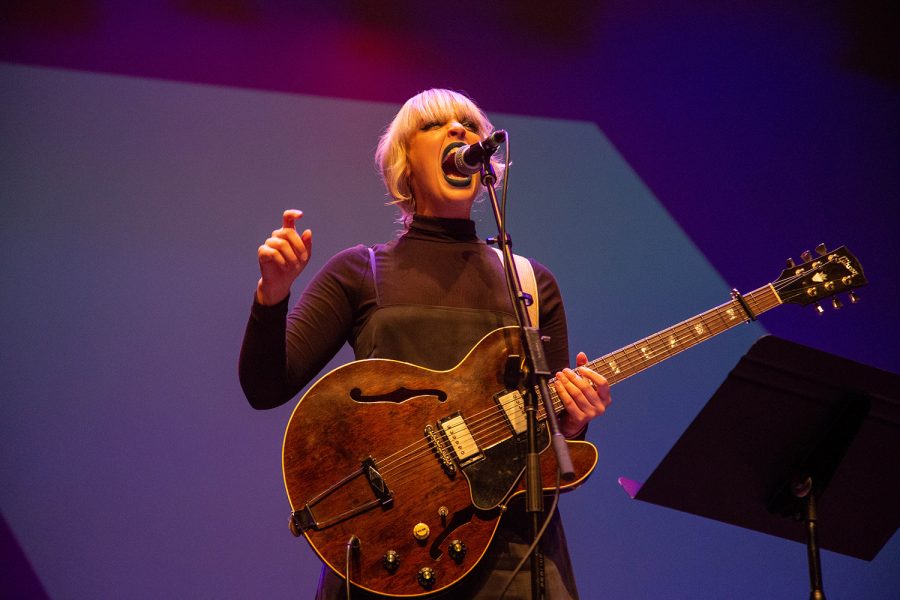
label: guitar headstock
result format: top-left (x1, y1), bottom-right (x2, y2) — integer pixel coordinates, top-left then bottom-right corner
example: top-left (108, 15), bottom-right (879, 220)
top-left (774, 244), bottom-right (867, 309)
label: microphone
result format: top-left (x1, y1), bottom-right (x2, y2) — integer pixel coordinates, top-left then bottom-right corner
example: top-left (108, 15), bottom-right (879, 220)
top-left (444, 130), bottom-right (507, 175)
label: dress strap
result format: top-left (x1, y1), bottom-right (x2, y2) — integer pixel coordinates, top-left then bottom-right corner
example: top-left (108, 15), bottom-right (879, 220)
top-left (367, 247), bottom-right (382, 307)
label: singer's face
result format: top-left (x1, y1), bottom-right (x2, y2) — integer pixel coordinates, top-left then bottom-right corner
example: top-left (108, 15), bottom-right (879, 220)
top-left (407, 117), bottom-right (482, 219)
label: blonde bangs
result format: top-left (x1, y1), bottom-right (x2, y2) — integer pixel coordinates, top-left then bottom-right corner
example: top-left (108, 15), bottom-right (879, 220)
top-left (375, 89), bottom-right (503, 227)
top-left (402, 90), bottom-right (491, 136)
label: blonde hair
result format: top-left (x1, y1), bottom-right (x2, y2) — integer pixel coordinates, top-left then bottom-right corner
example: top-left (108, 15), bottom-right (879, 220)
top-left (375, 89), bottom-right (504, 227)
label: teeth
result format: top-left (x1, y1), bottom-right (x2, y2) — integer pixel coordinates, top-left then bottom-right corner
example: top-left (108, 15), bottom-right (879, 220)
top-left (442, 145), bottom-right (472, 186)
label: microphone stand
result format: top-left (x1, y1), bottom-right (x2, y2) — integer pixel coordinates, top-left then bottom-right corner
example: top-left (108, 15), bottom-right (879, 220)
top-left (480, 155), bottom-right (575, 600)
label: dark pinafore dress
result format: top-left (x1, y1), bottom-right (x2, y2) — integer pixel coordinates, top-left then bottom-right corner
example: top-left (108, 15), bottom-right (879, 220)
top-left (317, 233), bottom-right (579, 600)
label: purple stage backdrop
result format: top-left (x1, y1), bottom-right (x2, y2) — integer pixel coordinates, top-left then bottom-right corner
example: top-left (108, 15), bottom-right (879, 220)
top-left (2, 2), bottom-right (898, 599)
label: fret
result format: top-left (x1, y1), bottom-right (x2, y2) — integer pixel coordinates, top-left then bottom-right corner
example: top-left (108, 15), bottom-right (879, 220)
top-left (604, 357), bottom-right (622, 378)
top-left (535, 283), bottom-right (787, 422)
top-left (625, 343), bottom-right (648, 375)
top-left (519, 248), bottom-right (867, 435)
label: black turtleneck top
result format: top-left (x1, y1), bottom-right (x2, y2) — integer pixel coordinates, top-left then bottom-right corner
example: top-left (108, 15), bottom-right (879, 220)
top-left (239, 215), bottom-right (569, 409)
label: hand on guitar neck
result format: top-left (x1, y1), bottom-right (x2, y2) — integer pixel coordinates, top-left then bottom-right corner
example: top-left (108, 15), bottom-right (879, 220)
top-left (554, 351), bottom-right (612, 438)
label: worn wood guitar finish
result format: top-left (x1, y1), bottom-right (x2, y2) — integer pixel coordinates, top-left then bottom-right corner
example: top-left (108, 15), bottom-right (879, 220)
top-left (282, 245), bottom-right (865, 597)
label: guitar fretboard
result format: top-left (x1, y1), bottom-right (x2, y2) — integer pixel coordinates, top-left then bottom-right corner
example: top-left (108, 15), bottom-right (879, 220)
top-left (539, 284), bottom-right (782, 419)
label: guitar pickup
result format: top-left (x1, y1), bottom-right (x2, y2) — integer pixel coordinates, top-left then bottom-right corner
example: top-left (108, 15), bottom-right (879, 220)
top-left (438, 412), bottom-right (483, 468)
top-left (495, 390), bottom-right (527, 435)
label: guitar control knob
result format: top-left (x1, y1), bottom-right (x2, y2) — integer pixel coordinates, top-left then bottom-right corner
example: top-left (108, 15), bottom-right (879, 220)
top-left (448, 539), bottom-right (467, 562)
top-left (417, 567), bottom-right (436, 589)
top-left (413, 522), bottom-right (430, 541)
top-left (382, 550), bottom-right (400, 572)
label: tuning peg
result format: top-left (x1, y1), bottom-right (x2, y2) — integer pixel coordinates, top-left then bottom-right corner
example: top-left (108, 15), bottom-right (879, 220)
top-left (785, 257), bottom-right (796, 269)
top-left (815, 243), bottom-right (827, 256)
top-left (801, 250), bottom-right (813, 263)
top-left (814, 302), bottom-right (824, 315)
top-left (832, 297), bottom-right (843, 310)
top-left (849, 291), bottom-right (859, 304)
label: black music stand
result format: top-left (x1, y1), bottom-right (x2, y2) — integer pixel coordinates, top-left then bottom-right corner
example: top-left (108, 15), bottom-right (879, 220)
top-left (621, 335), bottom-right (900, 599)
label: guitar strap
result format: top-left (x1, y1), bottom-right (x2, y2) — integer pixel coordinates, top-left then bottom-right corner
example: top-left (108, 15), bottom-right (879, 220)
top-left (491, 247), bottom-right (539, 327)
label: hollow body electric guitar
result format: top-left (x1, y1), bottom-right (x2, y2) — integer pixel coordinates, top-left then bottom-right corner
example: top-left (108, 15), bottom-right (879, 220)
top-left (282, 245), bottom-right (865, 597)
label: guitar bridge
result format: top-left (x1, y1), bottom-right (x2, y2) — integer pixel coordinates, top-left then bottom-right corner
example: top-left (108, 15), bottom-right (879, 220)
top-left (425, 424), bottom-right (457, 475)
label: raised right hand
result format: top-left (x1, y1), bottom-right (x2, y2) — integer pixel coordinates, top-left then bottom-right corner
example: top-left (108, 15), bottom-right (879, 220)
top-left (256, 209), bottom-right (313, 305)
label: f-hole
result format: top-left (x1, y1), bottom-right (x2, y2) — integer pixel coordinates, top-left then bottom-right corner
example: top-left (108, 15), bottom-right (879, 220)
top-left (350, 387), bottom-right (448, 403)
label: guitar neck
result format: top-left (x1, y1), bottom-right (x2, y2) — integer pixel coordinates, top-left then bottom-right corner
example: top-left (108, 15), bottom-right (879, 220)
top-left (543, 283), bottom-right (782, 417)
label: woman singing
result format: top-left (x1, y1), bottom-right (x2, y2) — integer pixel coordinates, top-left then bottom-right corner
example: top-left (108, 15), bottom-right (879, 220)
top-left (240, 88), bottom-right (611, 599)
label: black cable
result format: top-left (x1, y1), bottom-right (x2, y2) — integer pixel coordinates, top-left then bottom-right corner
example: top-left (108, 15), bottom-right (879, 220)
top-left (345, 535), bottom-right (359, 600)
top-left (497, 467), bottom-right (562, 600)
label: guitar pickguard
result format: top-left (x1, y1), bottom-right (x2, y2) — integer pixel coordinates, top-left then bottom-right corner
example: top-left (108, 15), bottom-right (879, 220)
top-left (463, 422), bottom-right (549, 510)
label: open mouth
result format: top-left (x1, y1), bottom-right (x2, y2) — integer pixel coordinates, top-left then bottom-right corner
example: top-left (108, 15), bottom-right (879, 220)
top-left (441, 142), bottom-right (473, 188)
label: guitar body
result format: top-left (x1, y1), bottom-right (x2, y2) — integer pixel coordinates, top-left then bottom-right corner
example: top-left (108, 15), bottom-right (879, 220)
top-left (281, 244), bottom-right (867, 597)
top-left (283, 326), bottom-right (598, 597)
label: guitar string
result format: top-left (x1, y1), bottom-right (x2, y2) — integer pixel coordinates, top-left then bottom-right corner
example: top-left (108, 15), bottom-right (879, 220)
top-left (381, 288), bottom-right (782, 478)
top-left (378, 301), bottom-right (745, 475)
top-left (373, 265), bottom-right (852, 482)
top-left (378, 309), bottom-right (773, 483)
top-left (380, 305), bottom-right (826, 485)
top-left (586, 294), bottom-right (771, 380)
top-left (378, 391), bottom-right (559, 480)
top-left (378, 404), bottom-right (516, 477)
top-left (543, 268), bottom-right (842, 414)
top-left (290, 262), bottom-right (856, 584)
top-left (451, 292), bottom-right (802, 472)
top-left (379, 283), bottom-right (779, 477)
top-left (537, 269), bottom-right (838, 417)
top-left (374, 360), bottom-right (591, 475)
top-left (372, 391), bottom-right (518, 468)
top-left (481, 268), bottom-right (833, 443)
top-left (379, 395), bottom-right (558, 479)
top-left (377, 386), bottom-right (554, 478)
top-left (581, 280), bottom-right (790, 381)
